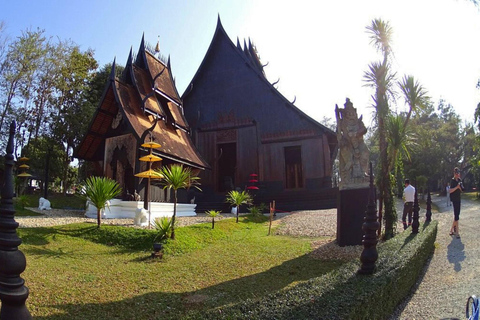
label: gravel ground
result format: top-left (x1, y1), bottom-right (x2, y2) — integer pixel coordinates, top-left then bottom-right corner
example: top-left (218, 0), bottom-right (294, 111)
top-left (390, 195), bottom-right (477, 320)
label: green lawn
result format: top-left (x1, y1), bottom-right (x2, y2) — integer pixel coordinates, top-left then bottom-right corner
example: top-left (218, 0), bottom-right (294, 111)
top-left (14, 215), bottom-right (343, 320)
top-left (463, 191), bottom-right (480, 201)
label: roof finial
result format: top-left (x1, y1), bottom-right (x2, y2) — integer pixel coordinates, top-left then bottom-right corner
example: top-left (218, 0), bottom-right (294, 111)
top-left (155, 35), bottom-right (160, 54)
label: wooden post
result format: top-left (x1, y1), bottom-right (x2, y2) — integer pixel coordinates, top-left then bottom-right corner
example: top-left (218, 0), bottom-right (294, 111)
top-left (268, 201), bottom-right (273, 236)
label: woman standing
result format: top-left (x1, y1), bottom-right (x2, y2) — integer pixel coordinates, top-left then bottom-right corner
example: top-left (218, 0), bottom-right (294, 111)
top-left (449, 167), bottom-right (465, 238)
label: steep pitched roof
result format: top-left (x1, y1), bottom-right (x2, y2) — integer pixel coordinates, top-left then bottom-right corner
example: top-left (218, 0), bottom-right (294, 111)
top-left (76, 39), bottom-right (209, 170)
top-left (182, 16), bottom-right (335, 139)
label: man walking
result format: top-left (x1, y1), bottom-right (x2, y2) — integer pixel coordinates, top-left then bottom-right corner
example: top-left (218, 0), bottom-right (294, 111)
top-left (402, 179), bottom-right (415, 230)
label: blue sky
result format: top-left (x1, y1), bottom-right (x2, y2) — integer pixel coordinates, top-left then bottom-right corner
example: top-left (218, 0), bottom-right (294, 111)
top-left (2, 0), bottom-right (480, 126)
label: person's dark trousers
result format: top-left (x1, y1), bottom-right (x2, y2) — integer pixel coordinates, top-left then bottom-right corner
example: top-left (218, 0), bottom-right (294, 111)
top-left (452, 201), bottom-right (461, 221)
top-left (402, 202), bottom-right (414, 229)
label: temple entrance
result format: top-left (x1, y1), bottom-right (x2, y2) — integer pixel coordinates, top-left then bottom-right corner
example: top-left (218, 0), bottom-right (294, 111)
top-left (217, 143), bottom-right (236, 192)
top-left (111, 146), bottom-right (135, 198)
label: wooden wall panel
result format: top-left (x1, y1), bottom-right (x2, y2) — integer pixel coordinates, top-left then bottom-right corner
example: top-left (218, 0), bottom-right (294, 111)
top-left (261, 137), bottom-right (326, 185)
top-left (236, 126), bottom-right (258, 187)
top-left (197, 131), bottom-right (216, 186)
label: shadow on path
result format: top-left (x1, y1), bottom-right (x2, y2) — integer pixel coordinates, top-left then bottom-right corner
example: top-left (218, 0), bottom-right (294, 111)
top-left (447, 237), bottom-right (465, 272)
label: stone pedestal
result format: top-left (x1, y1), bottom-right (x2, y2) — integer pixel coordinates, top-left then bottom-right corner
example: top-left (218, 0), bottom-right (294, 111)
top-left (337, 187), bottom-right (370, 246)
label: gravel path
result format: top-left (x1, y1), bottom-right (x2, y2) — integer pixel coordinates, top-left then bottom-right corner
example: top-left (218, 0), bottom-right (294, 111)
top-left (390, 195), bottom-right (477, 320)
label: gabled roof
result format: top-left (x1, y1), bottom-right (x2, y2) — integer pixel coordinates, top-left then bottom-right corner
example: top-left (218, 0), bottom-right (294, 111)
top-left (75, 38), bottom-right (210, 170)
top-left (182, 16), bottom-right (335, 139)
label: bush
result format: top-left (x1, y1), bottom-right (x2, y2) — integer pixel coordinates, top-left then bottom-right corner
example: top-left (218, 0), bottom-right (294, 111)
top-left (187, 221), bottom-right (438, 319)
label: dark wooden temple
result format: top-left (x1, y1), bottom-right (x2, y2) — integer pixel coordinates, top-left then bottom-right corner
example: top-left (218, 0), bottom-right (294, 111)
top-left (182, 18), bottom-right (338, 212)
top-left (75, 36), bottom-right (209, 203)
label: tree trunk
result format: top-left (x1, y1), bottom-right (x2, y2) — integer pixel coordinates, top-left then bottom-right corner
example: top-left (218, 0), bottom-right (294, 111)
top-left (97, 208), bottom-right (101, 228)
top-left (171, 190), bottom-right (177, 240)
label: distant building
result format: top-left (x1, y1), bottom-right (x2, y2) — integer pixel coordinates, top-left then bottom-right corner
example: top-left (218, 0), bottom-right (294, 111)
top-left (182, 18), bottom-right (338, 211)
top-left (75, 36), bottom-right (209, 203)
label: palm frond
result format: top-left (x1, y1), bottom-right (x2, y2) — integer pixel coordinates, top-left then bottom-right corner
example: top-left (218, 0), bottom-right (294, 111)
top-left (398, 75), bottom-right (430, 120)
top-left (81, 176), bottom-right (122, 210)
top-left (225, 190), bottom-right (252, 207)
top-left (366, 19), bottom-right (393, 56)
top-left (157, 164), bottom-right (201, 191)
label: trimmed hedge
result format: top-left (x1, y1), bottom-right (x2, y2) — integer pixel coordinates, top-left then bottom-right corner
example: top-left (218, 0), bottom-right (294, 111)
top-left (186, 221), bottom-right (438, 320)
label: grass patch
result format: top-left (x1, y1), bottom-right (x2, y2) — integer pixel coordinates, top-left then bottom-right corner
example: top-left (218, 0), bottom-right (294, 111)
top-left (17, 215), bottom-right (341, 319)
top-left (463, 191), bottom-right (480, 201)
top-left (15, 193), bottom-right (86, 211)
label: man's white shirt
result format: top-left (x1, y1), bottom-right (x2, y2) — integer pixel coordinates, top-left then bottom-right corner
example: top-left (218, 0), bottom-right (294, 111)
top-left (404, 185), bottom-right (415, 202)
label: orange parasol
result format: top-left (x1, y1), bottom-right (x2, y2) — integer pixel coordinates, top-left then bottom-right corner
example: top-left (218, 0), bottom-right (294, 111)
top-left (134, 169), bottom-right (164, 179)
top-left (139, 154), bottom-right (162, 162)
top-left (17, 172), bottom-right (32, 177)
top-left (141, 142), bottom-right (161, 149)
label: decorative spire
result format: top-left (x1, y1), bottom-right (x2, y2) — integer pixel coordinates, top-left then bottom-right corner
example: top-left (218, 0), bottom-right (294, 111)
top-left (0, 121), bottom-right (31, 318)
top-left (425, 188), bottom-right (432, 222)
top-left (412, 185), bottom-right (420, 233)
top-left (109, 58), bottom-right (116, 81)
top-left (155, 35), bottom-right (160, 54)
top-left (126, 47), bottom-right (133, 66)
top-left (358, 162), bottom-right (379, 275)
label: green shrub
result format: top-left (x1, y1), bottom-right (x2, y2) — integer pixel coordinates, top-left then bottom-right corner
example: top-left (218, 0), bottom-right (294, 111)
top-left (248, 203), bottom-right (267, 216)
top-left (153, 216), bottom-right (173, 242)
top-left (187, 221), bottom-right (438, 319)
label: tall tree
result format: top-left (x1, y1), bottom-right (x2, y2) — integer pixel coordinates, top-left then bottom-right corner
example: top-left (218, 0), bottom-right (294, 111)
top-left (364, 18), bottom-right (396, 239)
top-left (0, 28), bottom-right (47, 149)
top-left (405, 100), bottom-right (463, 189)
top-left (49, 42), bottom-right (98, 195)
top-left (398, 75), bottom-right (429, 129)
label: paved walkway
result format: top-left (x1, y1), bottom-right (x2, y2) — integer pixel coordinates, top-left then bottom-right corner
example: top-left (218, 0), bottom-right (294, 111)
top-left (391, 194), bottom-right (479, 319)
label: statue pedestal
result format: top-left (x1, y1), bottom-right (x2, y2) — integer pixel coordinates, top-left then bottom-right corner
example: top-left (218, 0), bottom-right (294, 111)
top-left (337, 187), bottom-right (370, 246)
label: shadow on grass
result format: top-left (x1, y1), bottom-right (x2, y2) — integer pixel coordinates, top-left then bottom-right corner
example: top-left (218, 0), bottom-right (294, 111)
top-left (19, 227), bottom-right (58, 246)
top-left (32, 253), bottom-right (340, 320)
top-left (399, 221), bottom-right (430, 250)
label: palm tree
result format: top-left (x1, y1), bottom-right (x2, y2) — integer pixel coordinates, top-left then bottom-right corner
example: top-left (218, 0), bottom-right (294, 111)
top-left (364, 18), bottom-right (396, 239)
top-left (386, 114), bottom-right (415, 172)
top-left (157, 164), bottom-right (200, 240)
top-left (226, 190), bottom-right (252, 223)
top-left (386, 114), bottom-right (416, 198)
top-left (206, 210), bottom-right (221, 229)
top-left (398, 75), bottom-right (429, 129)
top-left (82, 176), bottom-right (122, 228)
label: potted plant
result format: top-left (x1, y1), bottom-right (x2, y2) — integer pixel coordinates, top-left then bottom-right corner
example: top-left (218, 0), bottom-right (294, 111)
top-left (226, 190), bottom-right (252, 223)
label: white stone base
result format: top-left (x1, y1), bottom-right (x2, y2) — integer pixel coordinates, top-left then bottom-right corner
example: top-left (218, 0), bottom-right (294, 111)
top-left (85, 199), bottom-right (196, 225)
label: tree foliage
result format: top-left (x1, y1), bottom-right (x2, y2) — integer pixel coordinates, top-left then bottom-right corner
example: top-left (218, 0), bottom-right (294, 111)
top-left (157, 164), bottom-right (201, 240)
top-left (81, 176), bottom-right (122, 228)
top-left (0, 22), bottom-right (102, 193)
